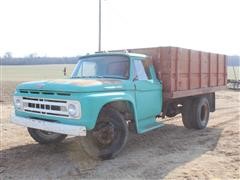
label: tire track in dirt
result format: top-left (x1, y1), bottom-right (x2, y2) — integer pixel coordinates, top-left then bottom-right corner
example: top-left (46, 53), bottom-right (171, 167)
top-left (212, 115), bottom-right (240, 128)
top-left (216, 106), bottom-right (240, 110)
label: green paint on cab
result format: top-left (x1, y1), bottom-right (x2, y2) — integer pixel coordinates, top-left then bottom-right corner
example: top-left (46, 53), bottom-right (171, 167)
top-left (14, 53), bottom-right (163, 133)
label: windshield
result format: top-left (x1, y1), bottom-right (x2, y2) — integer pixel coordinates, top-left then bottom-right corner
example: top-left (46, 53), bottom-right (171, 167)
top-left (71, 55), bottom-right (130, 79)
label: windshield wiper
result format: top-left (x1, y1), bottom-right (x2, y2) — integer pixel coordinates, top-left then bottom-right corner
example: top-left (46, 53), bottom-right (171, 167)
top-left (71, 75), bottom-right (104, 79)
top-left (71, 75), bottom-right (126, 79)
top-left (100, 75), bottom-right (126, 79)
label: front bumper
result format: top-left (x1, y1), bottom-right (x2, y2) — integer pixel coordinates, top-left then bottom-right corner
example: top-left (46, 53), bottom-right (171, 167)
top-left (11, 112), bottom-right (86, 136)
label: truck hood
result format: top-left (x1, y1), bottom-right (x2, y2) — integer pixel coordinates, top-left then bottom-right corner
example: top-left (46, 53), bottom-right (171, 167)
top-left (16, 79), bottom-right (130, 93)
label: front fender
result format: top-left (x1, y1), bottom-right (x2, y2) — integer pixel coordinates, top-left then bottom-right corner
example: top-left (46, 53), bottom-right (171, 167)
top-left (80, 91), bottom-right (137, 130)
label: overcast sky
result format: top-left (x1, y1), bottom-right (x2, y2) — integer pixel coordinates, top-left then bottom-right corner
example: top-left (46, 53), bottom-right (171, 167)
top-left (0, 0), bottom-right (239, 57)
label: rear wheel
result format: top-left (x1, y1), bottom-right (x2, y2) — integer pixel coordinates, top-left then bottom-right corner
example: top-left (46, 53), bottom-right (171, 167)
top-left (181, 99), bottom-right (194, 129)
top-left (192, 97), bottom-right (210, 129)
top-left (80, 108), bottom-right (128, 160)
top-left (181, 97), bottom-right (210, 129)
top-left (28, 128), bottom-right (67, 144)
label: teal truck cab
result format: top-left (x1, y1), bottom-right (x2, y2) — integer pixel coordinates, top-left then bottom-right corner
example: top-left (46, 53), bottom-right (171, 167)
top-left (12, 47), bottom-right (227, 159)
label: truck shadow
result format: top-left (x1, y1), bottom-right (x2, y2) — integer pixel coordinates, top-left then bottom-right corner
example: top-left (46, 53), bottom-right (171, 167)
top-left (1, 123), bottom-right (223, 179)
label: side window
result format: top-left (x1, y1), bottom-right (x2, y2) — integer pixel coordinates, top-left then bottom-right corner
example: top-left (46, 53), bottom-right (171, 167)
top-left (133, 60), bottom-right (151, 80)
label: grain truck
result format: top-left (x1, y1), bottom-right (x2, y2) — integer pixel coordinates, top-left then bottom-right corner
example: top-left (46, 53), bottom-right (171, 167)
top-left (11, 47), bottom-right (227, 159)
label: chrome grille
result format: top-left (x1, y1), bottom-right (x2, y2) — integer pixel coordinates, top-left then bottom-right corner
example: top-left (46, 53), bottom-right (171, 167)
top-left (22, 97), bottom-right (69, 117)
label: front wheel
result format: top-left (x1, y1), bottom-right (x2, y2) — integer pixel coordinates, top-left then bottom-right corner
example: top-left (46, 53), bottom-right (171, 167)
top-left (28, 128), bottom-right (67, 144)
top-left (80, 108), bottom-right (128, 160)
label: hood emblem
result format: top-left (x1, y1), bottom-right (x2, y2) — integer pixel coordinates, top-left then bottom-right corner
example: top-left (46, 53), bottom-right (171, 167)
top-left (36, 83), bottom-right (45, 88)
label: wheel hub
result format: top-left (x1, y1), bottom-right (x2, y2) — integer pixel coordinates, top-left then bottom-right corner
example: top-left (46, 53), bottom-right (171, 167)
top-left (93, 122), bottom-right (115, 145)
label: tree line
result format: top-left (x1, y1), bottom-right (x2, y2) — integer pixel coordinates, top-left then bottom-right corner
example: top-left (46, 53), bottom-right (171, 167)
top-left (0, 53), bottom-right (239, 66)
top-left (0, 56), bottom-right (80, 65)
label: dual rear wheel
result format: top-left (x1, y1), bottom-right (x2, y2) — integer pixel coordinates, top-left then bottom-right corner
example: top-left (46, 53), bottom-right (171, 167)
top-left (182, 96), bottom-right (210, 129)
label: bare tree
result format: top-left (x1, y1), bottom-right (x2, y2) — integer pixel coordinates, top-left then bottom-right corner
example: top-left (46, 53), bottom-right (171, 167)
top-left (27, 53), bottom-right (38, 58)
top-left (3, 52), bottom-right (13, 59)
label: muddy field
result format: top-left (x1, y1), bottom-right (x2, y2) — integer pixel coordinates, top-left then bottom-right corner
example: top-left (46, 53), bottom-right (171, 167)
top-left (0, 81), bottom-right (240, 179)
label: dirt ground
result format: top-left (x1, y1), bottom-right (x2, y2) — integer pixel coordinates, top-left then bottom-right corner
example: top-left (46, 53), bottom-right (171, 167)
top-left (0, 82), bottom-right (240, 179)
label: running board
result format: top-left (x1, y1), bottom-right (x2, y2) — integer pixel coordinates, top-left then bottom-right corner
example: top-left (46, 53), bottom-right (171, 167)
top-left (137, 117), bottom-right (164, 134)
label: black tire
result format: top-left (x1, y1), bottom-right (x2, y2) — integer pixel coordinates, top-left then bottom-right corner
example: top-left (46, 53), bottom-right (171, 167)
top-left (192, 97), bottom-right (210, 129)
top-left (80, 108), bottom-right (128, 160)
top-left (28, 128), bottom-right (67, 144)
top-left (181, 99), bottom-right (194, 129)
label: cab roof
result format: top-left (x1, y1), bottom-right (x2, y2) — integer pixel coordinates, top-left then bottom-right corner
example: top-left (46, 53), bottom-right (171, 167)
top-left (80, 51), bottom-right (147, 60)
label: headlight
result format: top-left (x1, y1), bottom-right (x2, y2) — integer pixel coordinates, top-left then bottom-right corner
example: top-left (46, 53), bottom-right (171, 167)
top-left (68, 101), bottom-right (81, 118)
top-left (68, 104), bottom-right (77, 116)
top-left (14, 96), bottom-right (23, 110)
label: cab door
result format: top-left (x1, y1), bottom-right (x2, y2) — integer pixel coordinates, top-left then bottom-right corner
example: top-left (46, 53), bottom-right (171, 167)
top-left (133, 59), bottom-right (162, 121)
